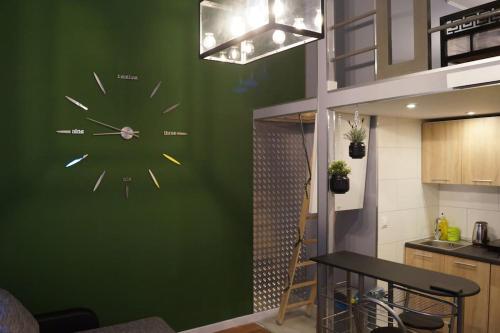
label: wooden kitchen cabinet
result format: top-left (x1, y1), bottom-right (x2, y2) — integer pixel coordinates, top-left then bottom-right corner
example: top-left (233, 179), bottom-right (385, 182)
top-left (489, 265), bottom-right (500, 333)
top-left (462, 117), bottom-right (500, 186)
top-left (405, 247), bottom-right (444, 272)
top-left (422, 121), bottom-right (462, 184)
top-left (444, 256), bottom-right (490, 333)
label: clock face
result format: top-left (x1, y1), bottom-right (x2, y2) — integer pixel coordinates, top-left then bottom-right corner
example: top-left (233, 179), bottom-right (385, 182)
top-left (59, 72), bottom-right (187, 199)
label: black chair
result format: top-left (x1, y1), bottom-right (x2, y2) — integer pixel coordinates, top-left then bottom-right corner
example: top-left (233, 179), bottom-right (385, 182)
top-left (354, 297), bottom-right (407, 333)
top-left (399, 311), bottom-right (445, 332)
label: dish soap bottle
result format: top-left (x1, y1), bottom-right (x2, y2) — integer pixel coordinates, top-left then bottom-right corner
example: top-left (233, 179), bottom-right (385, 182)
top-left (439, 213), bottom-right (448, 241)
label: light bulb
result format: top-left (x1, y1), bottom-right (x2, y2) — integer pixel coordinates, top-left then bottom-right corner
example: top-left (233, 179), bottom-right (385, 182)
top-left (203, 32), bottom-right (216, 50)
top-left (293, 17), bottom-right (306, 37)
top-left (272, 30), bottom-right (286, 45)
top-left (246, 0), bottom-right (267, 29)
top-left (242, 40), bottom-right (255, 55)
top-left (314, 9), bottom-right (323, 29)
top-left (229, 46), bottom-right (240, 60)
top-left (230, 16), bottom-right (245, 37)
top-left (273, 0), bottom-right (285, 18)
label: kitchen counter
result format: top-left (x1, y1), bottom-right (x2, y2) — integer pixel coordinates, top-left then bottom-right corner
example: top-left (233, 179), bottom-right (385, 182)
top-left (406, 238), bottom-right (500, 265)
top-left (312, 251), bottom-right (479, 297)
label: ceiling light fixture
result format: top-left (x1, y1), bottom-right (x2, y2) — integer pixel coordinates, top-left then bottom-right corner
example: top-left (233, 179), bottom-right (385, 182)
top-left (406, 103), bottom-right (417, 109)
top-left (200, 0), bottom-right (324, 65)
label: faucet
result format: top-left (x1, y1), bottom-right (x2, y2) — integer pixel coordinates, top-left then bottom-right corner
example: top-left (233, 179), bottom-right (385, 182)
top-left (434, 218), bottom-right (441, 240)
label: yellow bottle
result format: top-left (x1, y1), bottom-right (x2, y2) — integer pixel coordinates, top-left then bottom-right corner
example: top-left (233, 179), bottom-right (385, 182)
top-left (439, 213), bottom-right (448, 241)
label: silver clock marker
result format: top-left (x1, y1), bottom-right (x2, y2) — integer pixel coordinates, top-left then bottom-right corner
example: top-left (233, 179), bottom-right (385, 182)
top-left (93, 170), bottom-right (106, 192)
top-left (93, 72), bottom-right (106, 95)
top-left (123, 177), bottom-right (132, 199)
top-left (65, 154), bottom-right (88, 168)
top-left (65, 96), bottom-right (88, 111)
top-left (150, 81), bottom-right (162, 98)
top-left (148, 169), bottom-right (160, 189)
top-left (162, 102), bottom-right (180, 114)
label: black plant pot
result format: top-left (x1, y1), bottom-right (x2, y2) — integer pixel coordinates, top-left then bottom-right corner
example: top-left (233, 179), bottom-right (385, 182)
top-left (349, 142), bottom-right (366, 159)
top-left (329, 175), bottom-right (350, 194)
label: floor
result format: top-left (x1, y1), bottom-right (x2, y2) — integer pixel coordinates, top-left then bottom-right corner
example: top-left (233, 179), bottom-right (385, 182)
top-left (215, 324), bottom-right (270, 333)
top-left (214, 308), bottom-right (316, 333)
top-left (258, 308), bottom-right (316, 333)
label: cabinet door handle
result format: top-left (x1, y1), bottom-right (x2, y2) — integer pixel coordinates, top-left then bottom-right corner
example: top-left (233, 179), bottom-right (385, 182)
top-left (472, 179), bottom-right (493, 183)
top-left (414, 253), bottom-right (433, 259)
top-left (454, 261), bottom-right (477, 268)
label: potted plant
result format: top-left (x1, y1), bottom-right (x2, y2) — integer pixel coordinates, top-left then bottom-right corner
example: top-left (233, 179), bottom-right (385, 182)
top-left (344, 118), bottom-right (367, 159)
top-left (328, 160), bottom-right (351, 194)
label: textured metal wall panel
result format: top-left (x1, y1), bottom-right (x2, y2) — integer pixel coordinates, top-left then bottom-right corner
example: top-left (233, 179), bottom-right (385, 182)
top-left (253, 121), bottom-right (316, 312)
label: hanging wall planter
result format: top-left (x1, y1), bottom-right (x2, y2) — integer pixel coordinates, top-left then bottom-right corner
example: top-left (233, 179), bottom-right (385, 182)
top-left (344, 115), bottom-right (367, 159)
top-left (328, 160), bottom-right (351, 194)
top-left (349, 142), bottom-right (366, 159)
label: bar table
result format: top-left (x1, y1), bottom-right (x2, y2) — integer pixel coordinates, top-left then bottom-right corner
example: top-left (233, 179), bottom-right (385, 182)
top-left (312, 251), bottom-right (480, 333)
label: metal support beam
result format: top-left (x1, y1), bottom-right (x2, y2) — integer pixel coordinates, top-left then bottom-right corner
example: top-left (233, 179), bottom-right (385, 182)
top-left (330, 9), bottom-right (376, 30)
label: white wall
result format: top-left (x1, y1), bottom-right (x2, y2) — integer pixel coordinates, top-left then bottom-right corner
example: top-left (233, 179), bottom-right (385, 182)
top-left (440, 185), bottom-right (500, 241)
top-left (376, 117), bottom-right (439, 263)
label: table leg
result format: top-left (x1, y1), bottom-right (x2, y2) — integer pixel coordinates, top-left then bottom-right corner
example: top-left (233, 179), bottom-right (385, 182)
top-left (387, 283), bottom-right (394, 327)
top-left (317, 264), bottom-right (327, 333)
top-left (456, 297), bottom-right (464, 333)
top-left (346, 272), bottom-right (352, 333)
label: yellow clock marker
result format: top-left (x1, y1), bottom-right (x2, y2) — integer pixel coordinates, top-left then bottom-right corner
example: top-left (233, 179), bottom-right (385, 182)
top-left (162, 153), bottom-right (182, 166)
top-left (148, 169), bottom-right (161, 189)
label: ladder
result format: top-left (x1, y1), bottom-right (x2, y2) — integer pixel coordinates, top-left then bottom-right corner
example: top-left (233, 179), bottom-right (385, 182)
top-left (276, 186), bottom-right (318, 325)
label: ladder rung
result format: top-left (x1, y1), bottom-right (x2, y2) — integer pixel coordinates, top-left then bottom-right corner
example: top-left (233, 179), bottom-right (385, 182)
top-left (303, 239), bottom-right (318, 245)
top-left (297, 260), bottom-right (316, 268)
top-left (291, 280), bottom-right (317, 290)
top-left (286, 300), bottom-right (314, 310)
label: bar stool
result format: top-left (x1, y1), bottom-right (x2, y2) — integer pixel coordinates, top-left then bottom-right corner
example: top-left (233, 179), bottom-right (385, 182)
top-left (372, 328), bottom-right (404, 333)
top-left (354, 297), bottom-right (407, 333)
top-left (399, 311), bottom-right (444, 332)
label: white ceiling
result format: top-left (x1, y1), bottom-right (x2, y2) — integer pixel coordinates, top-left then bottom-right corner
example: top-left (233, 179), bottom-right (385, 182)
top-left (334, 84), bottom-right (500, 120)
top-left (446, 0), bottom-right (492, 10)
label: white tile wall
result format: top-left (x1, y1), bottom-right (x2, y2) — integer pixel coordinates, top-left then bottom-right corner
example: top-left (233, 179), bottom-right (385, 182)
top-left (377, 118), bottom-right (500, 263)
top-left (377, 117), bottom-right (439, 264)
top-left (440, 185), bottom-right (500, 241)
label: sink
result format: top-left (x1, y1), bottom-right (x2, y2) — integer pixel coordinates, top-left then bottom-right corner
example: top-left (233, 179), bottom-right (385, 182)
top-left (418, 239), bottom-right (470, 251)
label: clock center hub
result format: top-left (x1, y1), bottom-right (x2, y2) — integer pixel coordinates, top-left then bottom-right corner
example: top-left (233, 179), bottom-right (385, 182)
top-left (121, 127), bottom-right (135, 140)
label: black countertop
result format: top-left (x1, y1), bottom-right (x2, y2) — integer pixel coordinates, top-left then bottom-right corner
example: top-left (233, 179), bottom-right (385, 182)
top-left (312, 251), bottom-right (480, 298)
top-left (406, 240), bottom-right (500, 265)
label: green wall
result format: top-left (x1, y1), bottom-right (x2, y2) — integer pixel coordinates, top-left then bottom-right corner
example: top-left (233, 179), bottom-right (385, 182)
top-left (0, 0), bottom-right (305, 331)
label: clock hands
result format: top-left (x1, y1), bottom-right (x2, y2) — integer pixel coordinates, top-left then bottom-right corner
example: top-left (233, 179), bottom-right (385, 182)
top-left (86, 117), bottom-right (140, 139)
top-left (93, 131), bottom-right (140, 136)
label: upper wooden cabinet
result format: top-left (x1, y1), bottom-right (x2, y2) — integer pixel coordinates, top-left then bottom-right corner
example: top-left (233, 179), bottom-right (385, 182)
top-left (422, 116), bottom-right (500, 186)
top-left (422, 121), bottom-right (462, 184)
top-left (462, 117), bottom-right (500, 186)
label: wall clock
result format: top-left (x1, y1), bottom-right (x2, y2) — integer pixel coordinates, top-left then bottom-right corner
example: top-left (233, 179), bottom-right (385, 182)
top-left (58, 72), bottom-right (187, 199)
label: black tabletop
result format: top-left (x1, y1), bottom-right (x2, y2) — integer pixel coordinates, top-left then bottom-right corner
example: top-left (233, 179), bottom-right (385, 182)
top-left (312, 251), bottom-right (480, 297)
